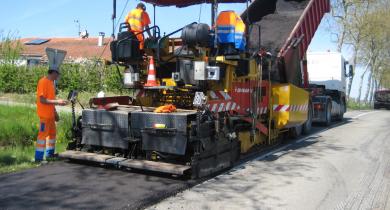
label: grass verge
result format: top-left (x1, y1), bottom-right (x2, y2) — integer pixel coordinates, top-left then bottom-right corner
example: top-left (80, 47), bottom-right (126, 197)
top-left (0, 104), bottom-right (72, 174)
top-left (347, 100), bottom-right (373, 110)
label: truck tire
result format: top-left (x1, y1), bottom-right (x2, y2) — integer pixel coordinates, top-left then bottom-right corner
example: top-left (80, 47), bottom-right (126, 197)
top-left (336, 100), bottom-right (344, 121)
top-left (289, 124), bottom-right (303, 139)
top-left (324, 101), bottom-right (332, 126)
top-left (303, 102), bottom-right (313, 134)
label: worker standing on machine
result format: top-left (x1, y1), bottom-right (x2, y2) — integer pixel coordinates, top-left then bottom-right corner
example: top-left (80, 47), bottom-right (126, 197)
top-left (35, 68), bottom-right (68, 162)
top-left (125, 3), bottom-right (153, 50)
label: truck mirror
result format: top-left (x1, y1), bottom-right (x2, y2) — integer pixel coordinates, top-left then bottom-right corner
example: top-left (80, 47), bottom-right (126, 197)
top-left (349, 65), bottom-right (354, 77)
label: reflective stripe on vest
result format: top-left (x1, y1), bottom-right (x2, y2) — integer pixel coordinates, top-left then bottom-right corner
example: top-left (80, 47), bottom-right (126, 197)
top-left (217, 25), bottom-right (235, 34)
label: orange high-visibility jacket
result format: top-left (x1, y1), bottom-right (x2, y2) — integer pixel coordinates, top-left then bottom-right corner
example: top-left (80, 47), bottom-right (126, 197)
top-left (125, 8), bottom-right (151, 32)
top-left (36, 77), bottom-right (56, 119)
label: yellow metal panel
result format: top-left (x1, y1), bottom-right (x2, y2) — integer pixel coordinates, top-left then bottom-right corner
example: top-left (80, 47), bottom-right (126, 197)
top-left (162, 78), bottom-right (176, 86)
top-left (271, 84), bottom-right (309, 129)
top-left (237, 131), bottom-right (266, 153)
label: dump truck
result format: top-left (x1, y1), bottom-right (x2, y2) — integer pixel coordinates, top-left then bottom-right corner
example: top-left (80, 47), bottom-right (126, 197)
top-left (60, 0), bottom-right (331, 178)
top-left (307, 52), bottom-right (352, 125)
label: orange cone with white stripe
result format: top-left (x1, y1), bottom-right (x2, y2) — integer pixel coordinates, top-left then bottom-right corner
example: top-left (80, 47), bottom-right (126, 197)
top-left (145, 56), bottom-right (158, 87)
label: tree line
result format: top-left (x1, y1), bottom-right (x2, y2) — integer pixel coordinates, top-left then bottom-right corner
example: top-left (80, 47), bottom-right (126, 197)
top-left (331, 0), bottom-right (390, 105)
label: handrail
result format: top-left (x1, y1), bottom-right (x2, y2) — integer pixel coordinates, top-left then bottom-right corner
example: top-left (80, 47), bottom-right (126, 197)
top-left (114, 25), bottom-right (161, 62)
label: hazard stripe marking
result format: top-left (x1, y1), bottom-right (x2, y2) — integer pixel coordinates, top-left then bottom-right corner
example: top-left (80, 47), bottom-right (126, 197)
top-left (225, 102), bottom-right (232, 111)
top-left (209, 91), bottom-right (218, 100)
top-left (218, 103), bottom-right (225, 112)
top-left (211, 104), bottom-right (217, 112)
top-left (231, 103), bottom-right (237, 111)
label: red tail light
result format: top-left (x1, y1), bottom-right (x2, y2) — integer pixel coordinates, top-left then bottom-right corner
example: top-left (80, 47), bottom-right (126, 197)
top-left (314, 104), bottom-right (322, 110)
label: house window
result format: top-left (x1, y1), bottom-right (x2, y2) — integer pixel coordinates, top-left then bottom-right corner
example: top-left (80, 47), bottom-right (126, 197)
top-left (27, 58), bottom-right (40, 67)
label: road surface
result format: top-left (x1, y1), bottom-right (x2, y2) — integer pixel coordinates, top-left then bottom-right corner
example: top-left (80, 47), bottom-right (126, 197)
top-left (0, 110), bottom-right (388, 210)
top-left (148, 110), bottom-right (390, 210)
top-left (0, 161), bottom-right (198, 210)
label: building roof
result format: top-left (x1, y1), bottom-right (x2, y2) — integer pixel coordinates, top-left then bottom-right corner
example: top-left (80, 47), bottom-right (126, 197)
top-left (18, 37), bottom-right (112, 61)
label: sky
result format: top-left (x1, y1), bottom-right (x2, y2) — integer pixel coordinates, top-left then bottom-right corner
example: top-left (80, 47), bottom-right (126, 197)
top-left (0, 0), bottom-right (366, 98)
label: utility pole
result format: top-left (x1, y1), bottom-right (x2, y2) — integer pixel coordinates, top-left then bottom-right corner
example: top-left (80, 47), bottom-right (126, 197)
top-left (74, 20), bottom-right (81, 37)
top-left (112, 0), bottom-right (117, 39)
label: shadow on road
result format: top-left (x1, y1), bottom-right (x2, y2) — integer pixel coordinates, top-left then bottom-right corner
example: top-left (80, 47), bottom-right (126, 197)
top-left (186, 118), bottom-right (355, 210)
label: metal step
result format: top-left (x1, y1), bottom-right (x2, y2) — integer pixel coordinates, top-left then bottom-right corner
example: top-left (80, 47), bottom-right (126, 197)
top-left (59, 150), bottom-right (115, 163)
top-left (59, 150), bottom-right (191, 175)
top-left (119, 159), bottom-right (191, 175)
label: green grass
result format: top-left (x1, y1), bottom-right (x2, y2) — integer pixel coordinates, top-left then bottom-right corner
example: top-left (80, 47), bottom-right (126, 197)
top-left (0, 104), bottom-right (73, 174)
top-left (347, 100), bottom-right (373, 110)
top-left (0, 146), bottom-right (39, 173)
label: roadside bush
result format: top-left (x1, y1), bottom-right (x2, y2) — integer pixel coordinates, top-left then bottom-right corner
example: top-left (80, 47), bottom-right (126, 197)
top-left (0, 64), bottom-right (46, 93)
top-left (0, 63), bottom-right (124, 94)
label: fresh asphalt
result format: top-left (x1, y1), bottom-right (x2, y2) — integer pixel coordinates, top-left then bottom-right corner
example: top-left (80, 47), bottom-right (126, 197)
top-left (0, 110), bottom-right (373, 210)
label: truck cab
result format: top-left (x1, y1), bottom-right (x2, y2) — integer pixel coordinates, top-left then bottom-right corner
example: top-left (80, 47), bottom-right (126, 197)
top-left (307, 52), bottom-right (350, 124)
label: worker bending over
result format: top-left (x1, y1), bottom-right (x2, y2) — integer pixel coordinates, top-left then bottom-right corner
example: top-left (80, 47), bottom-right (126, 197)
top-left (35, 68), bottom-right (68, 162)
top-left (125, 3), bottom-right (152, 50)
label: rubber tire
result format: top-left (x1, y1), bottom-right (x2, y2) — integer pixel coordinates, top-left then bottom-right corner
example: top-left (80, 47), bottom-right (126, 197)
top-left (303, 102), bottom-right (313, 134)
top-left (336, 101), bottom-right (344, 121)
top-left (324, 101), bottom-right (332, 126)
top-left (289, 124), bottom-right (303, 139)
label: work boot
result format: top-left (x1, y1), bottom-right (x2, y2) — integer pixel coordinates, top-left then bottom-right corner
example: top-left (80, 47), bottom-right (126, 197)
top-left (34, 160), bottom-right (48, 165)
top-left (46, 153), bottom-right (60, 161)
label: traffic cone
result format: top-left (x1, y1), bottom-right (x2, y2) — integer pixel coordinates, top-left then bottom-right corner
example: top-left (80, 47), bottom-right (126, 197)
top-left (144, 56), bottom-right (158, 87)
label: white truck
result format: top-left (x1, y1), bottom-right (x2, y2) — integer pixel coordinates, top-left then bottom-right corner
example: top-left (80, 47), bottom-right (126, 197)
top-left (307, 52), bottom-right (352, 125)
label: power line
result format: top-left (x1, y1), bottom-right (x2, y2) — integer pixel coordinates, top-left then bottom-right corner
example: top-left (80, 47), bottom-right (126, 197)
top-left (94, 0), bottom-right (131, 67)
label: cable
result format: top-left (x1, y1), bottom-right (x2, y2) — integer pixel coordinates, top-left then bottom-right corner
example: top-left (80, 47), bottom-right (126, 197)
top-left (114, 0), bottom-right (131, 32)
top-left (92, 0), bottom-right (131, 69)
top-left (82, 0), bottom-right (130, 96)
top-left (198, 3), bottom-right (203, 23)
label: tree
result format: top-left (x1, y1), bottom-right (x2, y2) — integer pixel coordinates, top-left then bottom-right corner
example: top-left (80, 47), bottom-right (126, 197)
top-left (331, 0), bottom-right (390, 105)
top-left (0, 32), bottom-right (23, 65)
top-left (330, 0), bottom-right (372, 99)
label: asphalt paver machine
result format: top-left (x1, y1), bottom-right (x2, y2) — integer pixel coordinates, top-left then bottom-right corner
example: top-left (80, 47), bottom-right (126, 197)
top-left (60, 0), bottom-right (330, 178)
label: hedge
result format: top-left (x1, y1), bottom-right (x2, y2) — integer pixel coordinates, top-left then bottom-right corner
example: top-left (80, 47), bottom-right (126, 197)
top-left (0, 63), bottom-right (123, 94)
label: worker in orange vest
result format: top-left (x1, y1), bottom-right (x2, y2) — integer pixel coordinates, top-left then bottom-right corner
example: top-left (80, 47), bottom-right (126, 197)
top-left (35, 68), bottom-right (68, 162)
top-left (125, 3), bottom-right (152, 50)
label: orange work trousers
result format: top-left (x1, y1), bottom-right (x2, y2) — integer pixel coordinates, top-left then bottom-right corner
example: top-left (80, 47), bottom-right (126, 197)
top-left (132, 30), bottom-right (145, 50)
top-left (35, 118), bottom-right (56, 161)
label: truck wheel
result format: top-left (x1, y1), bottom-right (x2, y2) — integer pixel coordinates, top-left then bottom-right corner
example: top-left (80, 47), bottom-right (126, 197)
top-left (289, 124), bottom-right (303, 139)
top-left (303, 102), bottom-right (313, 134)
top-left (324, 101), bottom-right (332, 126)
top-left (336, 101), bottom-right (344, 121)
